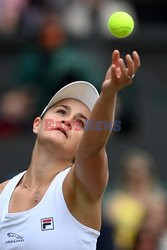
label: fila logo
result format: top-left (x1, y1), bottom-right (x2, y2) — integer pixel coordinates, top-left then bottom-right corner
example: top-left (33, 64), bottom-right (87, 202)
top-left (41, 217), bottom-right (54, 231)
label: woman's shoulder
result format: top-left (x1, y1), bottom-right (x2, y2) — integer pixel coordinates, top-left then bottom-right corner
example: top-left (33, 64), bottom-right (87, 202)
top-left (0, 180), bottom-right (10, 194)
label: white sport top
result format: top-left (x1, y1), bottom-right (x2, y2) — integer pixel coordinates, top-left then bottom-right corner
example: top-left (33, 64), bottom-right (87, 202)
top-left (0, 167), bottom-right (100, 250)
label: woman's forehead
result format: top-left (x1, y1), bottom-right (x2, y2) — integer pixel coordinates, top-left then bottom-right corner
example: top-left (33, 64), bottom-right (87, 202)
top-left (50, 98), bottom-right (91, 115)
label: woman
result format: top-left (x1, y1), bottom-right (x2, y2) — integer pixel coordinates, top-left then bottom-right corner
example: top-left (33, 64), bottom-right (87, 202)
top-left (105, 148), bottom-right (166, 250)
top-left (0, 50), bottom-right (140, 249)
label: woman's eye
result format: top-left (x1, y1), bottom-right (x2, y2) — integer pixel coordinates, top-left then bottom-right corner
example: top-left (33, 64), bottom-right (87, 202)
top-left (57, 109), bottom-right (66, 115)
top-left (76, 119), bottom-right (85, 128)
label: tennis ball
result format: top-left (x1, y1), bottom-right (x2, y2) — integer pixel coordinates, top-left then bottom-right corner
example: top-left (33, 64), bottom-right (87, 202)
top-left (108, 11), bottom-right (134, 38)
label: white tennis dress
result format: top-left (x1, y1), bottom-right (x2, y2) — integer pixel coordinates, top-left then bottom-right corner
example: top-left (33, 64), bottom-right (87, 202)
top-left (0, 168), bottom-right (100, 250)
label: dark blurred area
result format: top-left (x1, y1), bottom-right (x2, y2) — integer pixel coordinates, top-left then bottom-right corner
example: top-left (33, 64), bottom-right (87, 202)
top-left (0, 0), bottom-right (167, 249)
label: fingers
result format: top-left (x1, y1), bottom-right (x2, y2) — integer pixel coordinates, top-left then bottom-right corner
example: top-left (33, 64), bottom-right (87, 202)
top-left (111, 64), bottom-right (117, 82)
top-left (112, 50), bottom-right (140, 71)
top-left (103, 50), bottom-right (140, 93)
top-left (125, 54), bottom-right (135, 77)
top-left (132, 51), bottom-right (141, 73)
top-left (118, 58), bottom-right (128, 77)
top-left (108, 50), bottom-right (140, 83)
top-left (118, 51), bottom-right (140, 79)
top-left (112, 50), bottom-right (120, 67)
top-left (115, 67), bottom-right (121, 78)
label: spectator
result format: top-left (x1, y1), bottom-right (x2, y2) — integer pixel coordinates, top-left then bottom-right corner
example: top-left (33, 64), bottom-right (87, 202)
top-left (0, 88), bottom-right (36, 137)
top-left (105, 148), bottom-right (166, 250)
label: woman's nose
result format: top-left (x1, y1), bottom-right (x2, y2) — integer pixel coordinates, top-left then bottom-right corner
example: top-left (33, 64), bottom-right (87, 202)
top-left (62, 120), bottom-right (72, 130)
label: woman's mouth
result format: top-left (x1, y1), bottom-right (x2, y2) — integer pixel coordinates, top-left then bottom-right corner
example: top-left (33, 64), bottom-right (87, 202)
top-left (53, 127), bottom-right (68, 138)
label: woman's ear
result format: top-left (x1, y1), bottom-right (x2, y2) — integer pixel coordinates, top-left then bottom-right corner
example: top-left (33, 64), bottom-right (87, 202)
top-left (33, 117), bottom-right (41, 134)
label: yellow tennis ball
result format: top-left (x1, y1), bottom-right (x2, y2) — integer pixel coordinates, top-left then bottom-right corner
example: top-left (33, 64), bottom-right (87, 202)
top-left (108, 11), bottom-right (134, 38)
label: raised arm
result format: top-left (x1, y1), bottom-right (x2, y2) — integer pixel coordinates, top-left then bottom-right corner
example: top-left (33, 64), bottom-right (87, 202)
top-left (72, 50), bottom-right (140, 200)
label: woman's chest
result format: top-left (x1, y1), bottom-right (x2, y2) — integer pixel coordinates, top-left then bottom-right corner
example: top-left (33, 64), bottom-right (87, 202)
top-left (8, 187), bottom-right (47, 213)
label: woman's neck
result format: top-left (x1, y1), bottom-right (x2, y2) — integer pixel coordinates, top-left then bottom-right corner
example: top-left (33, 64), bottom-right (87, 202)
top-left (24, 141), bottom-right (72, 188)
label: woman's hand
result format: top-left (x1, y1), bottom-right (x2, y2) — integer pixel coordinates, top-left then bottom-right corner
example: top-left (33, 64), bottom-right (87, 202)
top-left (102, 50), bottom-right (141, 96)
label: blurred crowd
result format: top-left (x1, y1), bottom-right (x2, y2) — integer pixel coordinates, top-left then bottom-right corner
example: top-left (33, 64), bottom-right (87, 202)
top-left (0, 0), bottom-right (138, 37)
top-left (0, 0), bottom-right (139, 137)
top-left (98, 148), bottom-right (167, 250)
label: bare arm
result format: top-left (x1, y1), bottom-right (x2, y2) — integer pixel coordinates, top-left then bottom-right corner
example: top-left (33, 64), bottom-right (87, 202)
top-left (74, 50), bottom-right (140, 200)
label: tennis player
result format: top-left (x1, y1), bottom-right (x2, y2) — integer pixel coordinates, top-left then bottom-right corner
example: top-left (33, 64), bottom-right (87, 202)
top-left (0, 50), bottom-right (140, 250)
